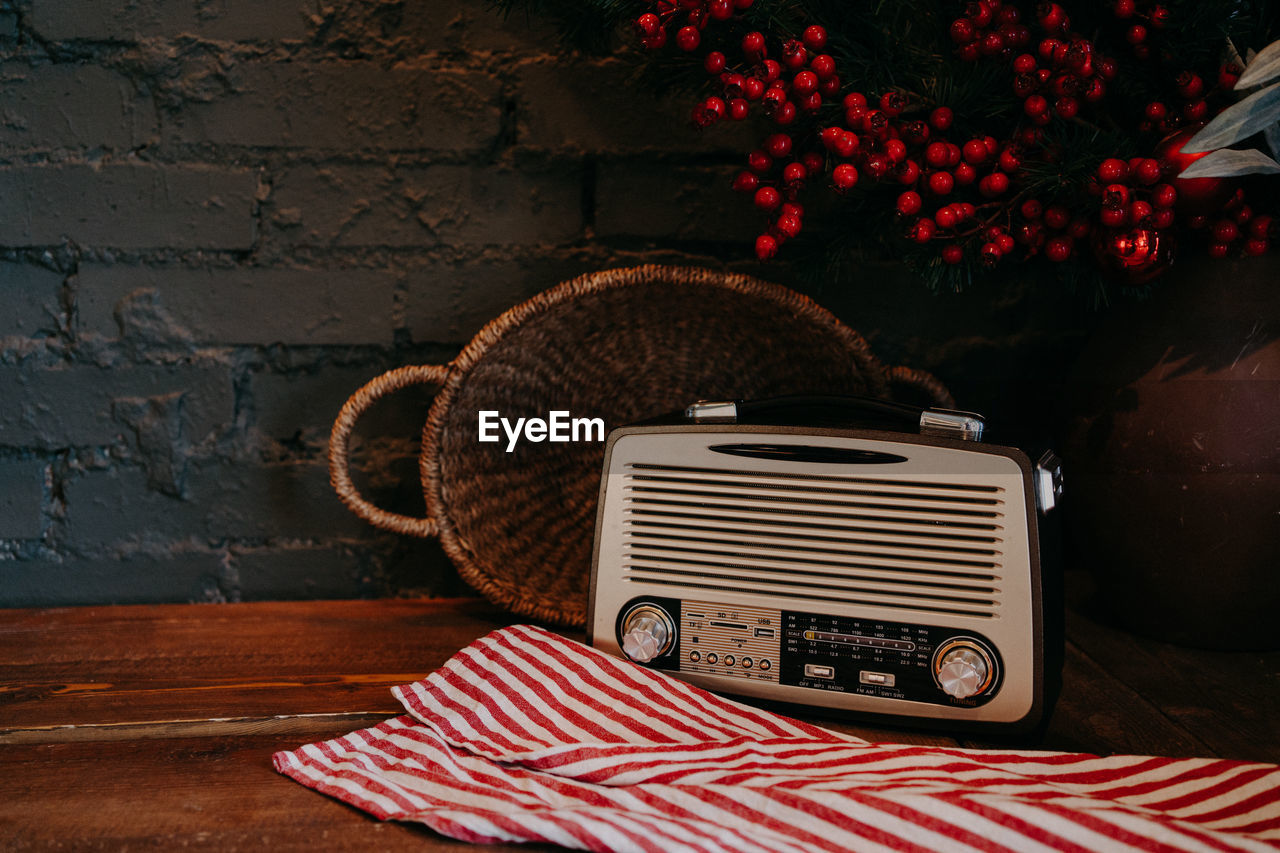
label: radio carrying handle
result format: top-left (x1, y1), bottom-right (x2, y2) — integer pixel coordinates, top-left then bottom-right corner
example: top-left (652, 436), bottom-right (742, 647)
top-left (685, 395), bottom-right (986, 442)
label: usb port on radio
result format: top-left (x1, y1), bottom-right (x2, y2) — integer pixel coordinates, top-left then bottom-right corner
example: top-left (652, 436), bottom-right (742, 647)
top-left (753, 627), bottom-right (776, 639)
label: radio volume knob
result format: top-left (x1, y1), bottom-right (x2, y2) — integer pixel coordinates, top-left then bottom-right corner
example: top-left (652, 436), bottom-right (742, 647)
top-left (935, 645), bottom-right (992, 700)
top-left (620, 605), bottom-right (675, 663)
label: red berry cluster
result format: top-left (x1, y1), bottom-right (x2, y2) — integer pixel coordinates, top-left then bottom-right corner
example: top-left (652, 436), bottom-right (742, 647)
top-left (1110, 0), bottom-right (1169, 61)
top-left (1191, 203), bottom-right (1274, 258)
top-left (634, 0), bottom-right (756, 51)
top-left (951, 1), bottom-right (1118, 124)
top-left (1094, 156), bottom-right (1175, 231)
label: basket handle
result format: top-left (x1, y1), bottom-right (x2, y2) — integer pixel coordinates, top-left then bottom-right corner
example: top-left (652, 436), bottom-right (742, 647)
top-left (328, 364), bottom-right (448, 539)
top-left (887, 365), bottom-right (955, 409)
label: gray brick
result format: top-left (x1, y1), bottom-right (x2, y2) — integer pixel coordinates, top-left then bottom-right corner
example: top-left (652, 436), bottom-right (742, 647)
top-left (396, 0), bottom-right (560, 54)
top-left (404, 255), bottom-right (587, 344)
top-left (517, 59), bottom-right (756, 155)
top-left (0, 63), bottom-right (157, 152)
top-left (64, 455), bottom-right (422, 545)
top-left (78, 264), bottom-right (396, 345)
top-left (165, 64), bottom-right (500, 152)
top-left (0, 262), bottom-right (63, 338)
top-left (595, 162), bottom-right (756, 242)
top-left (0, 164), bottom-right (256, 250)
top-left (235, 545), bottom-right (363, 600)
top-left (271, 163), bottom-right (581, 247)
top-left (0, 460), bottom-right (45, 538)
top-left (0, 365), bottom-right (233, 449)
top-left (29, 0), bottom-right (313, 42)
top-left (251, 367), bottom-right (434, 447)
top-left (0, 550), bottom-right (223, 606)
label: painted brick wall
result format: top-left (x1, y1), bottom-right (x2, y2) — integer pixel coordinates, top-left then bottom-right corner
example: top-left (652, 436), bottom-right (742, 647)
top-left (0, 0), bottom-right (1090, 606)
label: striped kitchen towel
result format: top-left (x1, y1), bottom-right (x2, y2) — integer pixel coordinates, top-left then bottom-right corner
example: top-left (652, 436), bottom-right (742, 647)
top-left (274, 625), bottom-right (1280, 852)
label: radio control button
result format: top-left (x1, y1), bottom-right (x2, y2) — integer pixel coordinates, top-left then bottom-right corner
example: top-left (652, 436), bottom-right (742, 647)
top-left (934, 643), bottom-right (992, 699)
top-left (689, 651), bottom-right (701, 662)
top-left (620, 604), bottom-right (676, 663)
top-left (804, 664), bottom-right (835, 679)
top-left (723, 655), bottom-right (735, 666)
top-left (706, 653), bottom-right (719, 664)
top-left (759, 659), bottom-right (771, 671)
top-left (742, 657), bottom-right (753, 668)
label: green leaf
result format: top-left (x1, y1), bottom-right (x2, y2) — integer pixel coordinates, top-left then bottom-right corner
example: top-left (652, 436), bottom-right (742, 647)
top-left (1236, 40), bottom-right (1280, 89)
top-left (1184, 81), bottom-right (1280, 152)
top-left (1178, 147), bottom-right (1280, 178)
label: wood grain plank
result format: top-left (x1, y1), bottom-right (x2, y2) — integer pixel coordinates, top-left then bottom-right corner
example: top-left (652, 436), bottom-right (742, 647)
top-left (0, 598), bottom-right (518, 730)
top-left (1063, 574), bottom-right (1280, 764)
top-left (0, 730), bottom-right (551, 851)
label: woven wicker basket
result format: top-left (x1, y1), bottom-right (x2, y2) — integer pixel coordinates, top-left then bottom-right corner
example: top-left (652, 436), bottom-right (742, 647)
top-left (329, 265), bottom-right (951, 628)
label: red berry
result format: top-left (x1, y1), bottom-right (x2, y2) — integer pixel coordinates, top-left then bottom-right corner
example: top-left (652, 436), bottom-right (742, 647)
top-left (782, 161), bottom-right (807, 185)
top-left (957, 42), bottom-right (980, 62)
top-left (1151, 184), bottom-right (1177, 208)
top-left (1044, 205), bottom-right (1070, 229)
top-left (728, 98), bottom-right (750, 120)
top-left (1097, 158), bottom-right (1128, 183)
top-left (819, 74), bottom-right (841, 97)
top-left (980, 242), bottom-right (1003, 267)
top-left (1175, 71), bottom-right (1204, 99)
top-left (1149, 5), bottom-right (1170, 27)
top-left (1113, 0), bottom-right (1135, 17)
top-left (1038, 2), bottom-right (1068, 32)
top-left (1013, 53), bottom-right (1037, 73)
top-left (732, 171), bottom-right (759, 193)
top-left (761, 59), bottom-right (782, 82)
top-left (928, 170), bottom-right (955, 195)
top-left (1183, 100), bottom-right (1208, 122)
top-left (802, 25), bottom-right (827, 51)
top-left (998, 147), bottom-right (1022, 174)
top-left (1211, 219), bottom-right (1240, 243)
top-left (1125, 24), bottom-right (1147, 45)
top-left (635, 13), bottom-right (661, 36)
top-left (929, 107), bottom-right (953, 131)
top-left (880, 91), bottom-right (906, 116)
top-left (950, 18), bottom-right (976, 44)
top-left (754, 186), bottom-right (782, 211)
top-left (897, 190), bottom-right (923, 215)
top-left (1021, 199), bottom-right (1043, 219)
top-left (910, 218), bottom-right (937, 243)
top-left (884, 138), bottom-right (907, 163)
top-left (980, 31), bottom-right (1005, 56)
top-left (979, 172), bottom-right (1010, 197)
top-left (790, 69), bottom-right (817, 96)
top-left (1244, 238), bottom-right (1268, 256)
top-left (709, 0), bottom-right (733, 19)
top-left (1207, 241), bottom-right (1230, 259)
top-left (1250, 215), bottom-right (1274, 239)
top-left (864, 153), bottom-right (891, 179)
top-left (676, 25), bottom-right (700, 52)
top-left (1151, 208), bottom-right (1175, 228)
top-left (925, 141), bottom-right (951, 168)
top-left (895, 158), bottom-right (921, 185)
top-left (781, 39), bottom-right (808, 69)
top-left (1100, 205), bottom-right (1127, 227)
top-left (1044, 236), bottom-right (1073, 261)
top-left (1055, 97), bottom-right (1079, 119)
top-left (810, 54), bottom-right (836, 79)
top-left (755, 233), bottom-right (779, 260)
top-left (953, 162), bottom-right (977, 186)
top-left (704, 51), bottom-right (727, 75)
top-left (1024, 94), bottom-right (1049, 118)
top-left (743, 78), bottom-right (765, 100)
top-left (747, 150), bottom-right (772, 173)
top-left (776, 212), bottom-right (802, 238)
top-left (935, 205), bottom-right (958, 229)
top-left (1143, 101), bottom-right (1167, 122)
top-left (640, 29), bottom-right (666, 50)
top-left (773, 101), bottom-right (797, 125)
top-left (1128, 200), bottom-right (1153, 225)
top-left (742, 31), bottom-right (766, 59)
top-left (997, 232), bottom-right (1016, 253)
top-left (1133, 158), bottom-right (1161, 185)
top-left (962, 139), bottom-right (989, 165)
top-left (941, 244), bottom-right (964, 264)
top-left (831, 163), bottom-right (859, 191)
top-left (801, 151), bottom-right (824, 174)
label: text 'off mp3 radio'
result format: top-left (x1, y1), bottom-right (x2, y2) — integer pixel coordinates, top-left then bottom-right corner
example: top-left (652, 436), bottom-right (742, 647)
top-left (587, 396), bottom-right (1064, 733)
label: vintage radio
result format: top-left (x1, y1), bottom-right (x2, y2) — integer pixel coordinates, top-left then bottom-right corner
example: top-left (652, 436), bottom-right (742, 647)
top-left (587, 396), bottom-right (1063, 733)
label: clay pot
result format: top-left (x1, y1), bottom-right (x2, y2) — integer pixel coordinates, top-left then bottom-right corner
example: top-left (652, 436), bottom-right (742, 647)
top-left (1061, 253), bottom-right (1280, 650)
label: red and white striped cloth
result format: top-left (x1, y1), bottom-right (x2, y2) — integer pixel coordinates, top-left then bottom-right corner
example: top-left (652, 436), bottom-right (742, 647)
top-left (274, 625), bottom-right (1280, 852)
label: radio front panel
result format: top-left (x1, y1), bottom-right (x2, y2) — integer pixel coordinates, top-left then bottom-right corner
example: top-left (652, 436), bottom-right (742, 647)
top-left (589, 426), bottom-right (1042, 728)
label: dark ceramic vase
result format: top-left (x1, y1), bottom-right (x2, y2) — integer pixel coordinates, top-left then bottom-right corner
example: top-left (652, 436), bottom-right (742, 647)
top-left (1061, 254), bottom-right (1280, 650)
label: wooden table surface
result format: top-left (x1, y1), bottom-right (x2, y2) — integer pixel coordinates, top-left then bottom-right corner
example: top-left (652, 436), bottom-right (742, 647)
top-left (2, 578), bottom-right (1278, 850)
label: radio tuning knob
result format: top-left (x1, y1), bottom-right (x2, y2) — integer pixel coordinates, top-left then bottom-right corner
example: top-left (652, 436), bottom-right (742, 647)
top-left (935, 643), bottom-right (993, 700)
top-left (620, 605), bottom-right (675, 663)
